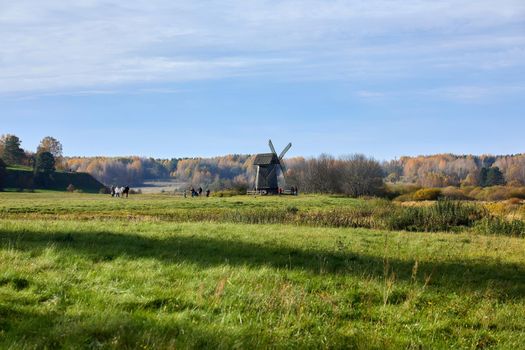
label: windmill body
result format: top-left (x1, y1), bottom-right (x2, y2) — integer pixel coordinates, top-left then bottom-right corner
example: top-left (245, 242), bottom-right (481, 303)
top-left (252, 140), bottom-right (292, 194)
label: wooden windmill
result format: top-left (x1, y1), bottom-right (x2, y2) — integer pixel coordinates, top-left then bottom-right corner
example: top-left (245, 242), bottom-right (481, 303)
top-left (253, 140), bottom-right (292, 194)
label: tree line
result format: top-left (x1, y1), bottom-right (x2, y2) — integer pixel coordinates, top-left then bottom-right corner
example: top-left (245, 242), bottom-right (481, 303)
top-left (1, 134), bottom-right (524, 194)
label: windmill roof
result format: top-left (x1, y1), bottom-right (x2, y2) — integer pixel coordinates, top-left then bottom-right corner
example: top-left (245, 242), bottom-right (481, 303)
top-left (253, 153), bottom-right (279, 165)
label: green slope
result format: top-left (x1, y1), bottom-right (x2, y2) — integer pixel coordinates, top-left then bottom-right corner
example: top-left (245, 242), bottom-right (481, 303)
top-left (4, 168), bottom-right (105, 193)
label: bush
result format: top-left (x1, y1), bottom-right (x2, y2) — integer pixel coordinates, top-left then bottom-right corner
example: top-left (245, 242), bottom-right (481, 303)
top-left (392, 193), bottom-right (414, 202)
top-left (469, 186), bottom-right (524, 201)
top-left (385, 183), bottom-right (420, 200)
top-left (508, 188), bottom-right (525, 200)
top-left (412, 188), bottom-right (441, 201)
top-left (507, 198), bottom-right (522, 205)
top-left (441, 186), bottom-right (471, 200)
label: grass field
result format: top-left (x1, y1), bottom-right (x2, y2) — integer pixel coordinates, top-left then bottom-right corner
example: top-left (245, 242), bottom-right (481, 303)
top-left (1, 192), bottom-right (524, 349)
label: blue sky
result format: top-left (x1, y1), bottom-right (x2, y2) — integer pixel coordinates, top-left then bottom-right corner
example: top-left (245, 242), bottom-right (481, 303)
top-left (1, 0), bottom-right (524, 160)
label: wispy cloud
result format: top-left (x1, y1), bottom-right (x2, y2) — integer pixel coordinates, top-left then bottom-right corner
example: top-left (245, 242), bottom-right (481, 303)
top-left (1, 0), bottom-right (524, 95)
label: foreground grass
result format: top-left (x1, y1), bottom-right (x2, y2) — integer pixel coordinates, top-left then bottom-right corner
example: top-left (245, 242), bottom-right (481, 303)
top-left (1, 215), bottom-right (525, 348)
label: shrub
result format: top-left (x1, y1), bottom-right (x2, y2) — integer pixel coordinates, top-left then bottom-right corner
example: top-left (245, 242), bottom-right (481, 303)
top-left (441, 186), bottom-right (471, 200)
top-left (412, 188), bottom-right (441, 201)
top-left (385, 183), bottom-right (420, 200)
top-left (392, 193), bottom-right (414, 202)
top-left (508, 187), bottom-right (525, 200)
top-left (469, 186), bottom-right (525, 201)
top-left (507, 198), bottom-right (522, 205)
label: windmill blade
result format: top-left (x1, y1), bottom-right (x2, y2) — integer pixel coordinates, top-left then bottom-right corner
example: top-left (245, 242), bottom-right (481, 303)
top-left (279, 160), bottom-right (288, 188)
top-left (268, 139), bottom-right (277, 155)
top-left (278, 142), bottom-right (292, 160)
top-left (279, 160), bottom-right (287, 177)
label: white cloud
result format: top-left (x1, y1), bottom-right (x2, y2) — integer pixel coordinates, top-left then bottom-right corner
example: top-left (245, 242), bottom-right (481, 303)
top-left (0, 0), bottom-right (524, 95)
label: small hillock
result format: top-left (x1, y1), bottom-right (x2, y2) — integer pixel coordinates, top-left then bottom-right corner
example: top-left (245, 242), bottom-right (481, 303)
top-left (4, 167), bottom-right (105, 193)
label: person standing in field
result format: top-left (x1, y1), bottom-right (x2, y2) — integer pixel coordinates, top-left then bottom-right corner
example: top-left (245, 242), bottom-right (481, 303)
top-left (206, 189), bottom-right (210, 197)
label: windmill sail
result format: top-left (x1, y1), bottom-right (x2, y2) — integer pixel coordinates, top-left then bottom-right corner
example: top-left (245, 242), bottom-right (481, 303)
top-left (279, 142), bottom-right (292, 159)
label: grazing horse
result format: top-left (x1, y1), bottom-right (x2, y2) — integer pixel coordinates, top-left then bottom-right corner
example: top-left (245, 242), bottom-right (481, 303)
top-left (113, 186), bottom-right (125, 198)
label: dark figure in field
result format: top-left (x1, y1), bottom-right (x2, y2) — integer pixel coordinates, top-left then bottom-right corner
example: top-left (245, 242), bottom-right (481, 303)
top-left (123, 186), bottom-right (130, 198)
top-left (111, 186), bottom-right (115, 197)
top-left (206, 189), bottom-right (210, 197)
top-left (183, 190), bottom-right (187, 198)
top-left (198, 187), bottom-right (203, 196)
top-left (191, 187), bottom-right (197, 197)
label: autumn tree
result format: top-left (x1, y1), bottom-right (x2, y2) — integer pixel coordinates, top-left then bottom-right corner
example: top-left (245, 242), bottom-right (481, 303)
top-left (0, 134), bottom-right (25, 165)
top-left (37, 136), bottom-right (63, 158)
top-left (38, 136), bottom-right (63, 169)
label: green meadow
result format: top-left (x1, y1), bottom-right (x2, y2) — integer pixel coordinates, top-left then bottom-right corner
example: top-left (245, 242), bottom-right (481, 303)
top-left (0, 192), bottom-right (524, 349)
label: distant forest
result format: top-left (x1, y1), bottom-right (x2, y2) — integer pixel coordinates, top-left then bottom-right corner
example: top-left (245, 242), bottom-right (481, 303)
top-left (2, 133), bottom-right (524, 191)
top-left (64, 153), bottom-right (525, 190)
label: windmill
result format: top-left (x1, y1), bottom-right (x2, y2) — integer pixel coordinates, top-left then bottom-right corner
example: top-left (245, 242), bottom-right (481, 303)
top-left (253, 140), bottom-right (292, 194)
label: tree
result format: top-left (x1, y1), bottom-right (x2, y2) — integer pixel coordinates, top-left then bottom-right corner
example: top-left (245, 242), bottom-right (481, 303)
top-left (0, 134), bottom-right (25, 165)
top-left (339, 154), bottom-right (385, 197)
top-left (38, 136), bottom-right (63, 169)
top-left (0, 158), bottom-right (6, 191)
top-left (479, 167), bottom-right (489, 187)
top-left (485, 167), bottom-right (506, 187)
top-left (37, 136), bottom-right (63, 158)
top-left (34, 151), bottom-right (56, 175)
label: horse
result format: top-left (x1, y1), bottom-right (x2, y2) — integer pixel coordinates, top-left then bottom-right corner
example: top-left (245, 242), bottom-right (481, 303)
top-left (113, 186), bottom-right (125, 198)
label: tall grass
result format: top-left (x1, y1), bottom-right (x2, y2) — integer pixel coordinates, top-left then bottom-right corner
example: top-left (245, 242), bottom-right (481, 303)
top-left (1, 193), bottom-right (523, 235)
top-left (386, 200), bottom-right (486, 232)
top-left (473, 217), bottom-right (525, 237)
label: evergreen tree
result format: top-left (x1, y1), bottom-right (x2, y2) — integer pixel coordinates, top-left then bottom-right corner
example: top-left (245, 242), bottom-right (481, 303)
top-left (34, 151), bottom-right (56, 175)
top-left (0, 134), bottom-right (25, 165)
top-left (34, 151), bottom-right (55, 188)
top-left (479, 167), bottom-right (489, 187)
top-left (485, 167), bottom-right (506, 186)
